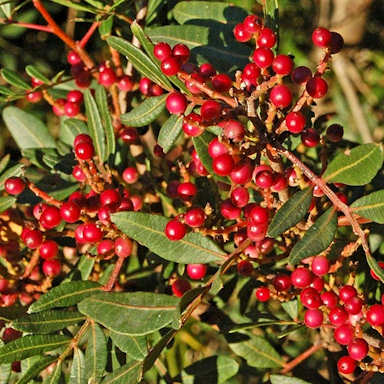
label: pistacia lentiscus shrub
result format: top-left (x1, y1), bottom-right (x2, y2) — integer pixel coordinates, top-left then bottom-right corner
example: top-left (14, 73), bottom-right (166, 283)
top-left (0, 1), bottom-right (383, 383)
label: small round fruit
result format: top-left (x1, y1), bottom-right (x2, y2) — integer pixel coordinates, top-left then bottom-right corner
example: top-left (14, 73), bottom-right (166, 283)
top-left (122, 167), bottom-right (139, 184)
top-left (312, 27), bottom-right (332, 48)
top-left (233, 23), bottom-right (252, 42)
top-left (311, 255), bottom-right (329, 276)
top-left (253, 47), bottom-right (274, 68)
top-left (237, 260), bottom-right (253, 276)
top-left (42, 259), bottom-right (61, 277)
top-left (186, 264), bottom-right (207, 280)
top-left (291, 66), bottom-right (312, 84)
top-left (339, 285), bottom-right (357, 303)
top-left (301, 129), bottom-right (320, 147)
top-left (326, 124), bottom-right (344, 143)
top-left (306, 77), bottom-right (328, 98)
top-left (67, 50), bottom-right (81, 65)
top-left (212, 154), bottom-right (234, 176)
top-left (40, 206), bottom-right (61, 229)
top-left (304, 309), bottom-right (323, 328)
top-left (114, 238), bottom-right (133, 258)
top-left (75, 142), bottom-right (94, 160)
top-left (153, 42), bottom-right (172, 61)
top-left (291, 267), bottom-right (312, 288)
top-left (172, 278), bottom-right (191, 297)
top-left (337, 356), bottom-right (356, 374)
top-left (60, 201), bottom-right (81, 223)
top-left (329, 307), bottom-right (349, 326)
top-left (272, 54), bottom-right (293, 75)
top-left (39, 240), bottom-right (59, 260)
top-left (270, 85), bottom-right (292, 108)
top-left (200, 100), bottom-right (222, 121)
top-left (166, 92), bottom-right (187, 114)
top-left (334, 324), bottom-right (354, 345)
top-left (21, 228), bottom-right (43, 249)
top-left (366, 304), bottom-right (384, 326)
top-left (321, 291), bottom-right (338, 309)
top-left (300, 287), bottom-right (321, 309)
top-left (255, 287), bottom-right (270, 302)
top-left (165, 219), bottom-right (186, 241)
top-left (184, 208), bottom-right (205, 228)
top-left (83, 223), bottom-right (102, 242)
top-left (285, 111), bottom-right (306, 134)
top-left (161, 56), bottom-right (181, 76)
top-left (273, 274), bottom-right (291, 291)
top-left (4, 177), bottom-right (25, 195)
top-left (347, 338), bottom-right (368, 361)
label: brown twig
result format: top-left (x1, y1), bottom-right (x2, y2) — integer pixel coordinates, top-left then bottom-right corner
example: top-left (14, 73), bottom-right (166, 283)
top-left (281, 342), bottom-right (323, 374)
top-left (27, 181), bottom-right (62, 207)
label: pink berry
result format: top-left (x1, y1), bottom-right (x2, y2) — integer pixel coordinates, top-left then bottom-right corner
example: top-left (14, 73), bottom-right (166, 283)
top-left (212, 74), bottom-right (232, 92)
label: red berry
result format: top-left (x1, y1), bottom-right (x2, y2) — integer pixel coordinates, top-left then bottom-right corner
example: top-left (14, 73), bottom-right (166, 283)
top-left (344, 296), bottom-right (363, 315)
top-left (219, 120), bottom-right (245, 142)
top-left (67, 90), bottom-right (83, 104)
top-left (114, 238), bottom-right (132, 258)
top-left (2, 328), bottom-right (22, 343)
top-left (366, 304), bottom-right (384, 326)
top-left (177, 182), bottom-right (197, 200)
top-left (339, 285), bottom-right (357, 302)
top-left (249, 206), bottom-right (268, 224)
top-left (243, 15), bottom-right (261, 33)
top-left (273, 274), bottom-right (291, 291)
top-left (199, 63), bottom-right (216, 78)
top-left (257, 27), bottom-right (276, 48)
top-left (97, 239), bottom-right (114, 256)
top-left (247, 221), bottom-right (267, 242)
top-left (231, 187), bottom-right (249, 208)
top-left (75, 141), bottom-right (94, 160)
top-left (233, 23), bottom-right (252, 42)
top-left (165, 219), bottom-right (186, 241)
top-left (161, 57), bottom-right (181, 76)
top-left (74, 133), bottom-right (92, 147)
top-left (154, 42), bottom-right (172, 61)
top-left (120, 127), bottom-right (139, 144)
top-left (185, 208), bottom-right (205, 228)
top-left (122, 167), bottom-right (139, 184)
top-left (330, 32), bottom-right (344, 54)
top-left (301, 129), bottom-right (320, 147)
top-left (40, 206), bottom-right (61, 229)
top-left (300, 287), bottom-right (322, 309)
top-left (321, 291), bottom-right (338, 308)
top-left (185, 73), bottom-right (204, 94)
top-left (186, 264), bottom-right (207, 280)
top-left (237, 260), bottom-right (253, 276)
top-left (242, 63), bottom-right (260, 87)
top-left (100, 189), bottom-right (121, 209)
top-left (200, 100), bottom-right (222, 122)
top-left (98, 206), bottom-right (111, 222)
top-left (212, 154), bottom-right (234, 176)
top-left (220, 199), bottom-right (241, 220)
top-left (4, 177), bottom-right (25, 195)
top-left (312, 27), bottom-right (332, 48)
top-left (230, 161), bottom-right (252, 185)
top-left (311, 255), bottom-right (329, 276)
top-left (27, 91), bottom-right (43, 103)
top-left (255, 170), bottom-right (274, 188)
top-left (271, 174), bottom-right (287, 192)
top-left (270, 84), bottom-right (292, 108)
top-left (172, 44), bottom-right (190, 64)
top-left (67, 50), bottom-right (81, 65)
top-left (329, 307), bottom-right (348, 326)
top-left (208, 137), bottom-right (228, 158)
top-left (334, 324), bottom-right (354, 345)
top-left (74, 71), bottom-right (91, 88)
top-left (291, 267), bottom-right (313, 288)
top-left (39, 240), bottom-right (58, 260)
top-left (75, 224), bottom-right (86, 244)
top-left (212, 74), bottom-right (232, 92)
top-left (348, 338), bottom-right (368, 361)
top-left (139, 78), bottom-right (152, 95)
top-left (72, 165), bottom-right (86, 182)
top-left (255, 286), bottom-right (270, 302)
top-left (64, 101), bottom-right (80, 117)
top-left (310, 276), bottom-right (324, 292)
top-left (117, 75), bottom-right (134, 92)
top-left (182, 113), bottom-right (203, 137)
top-left (272, 54), bottom-right (293, 75)
top-left (98, 68), bottom-right (117, 87)
top-left (285, 111), bottom-right (306, 134)
top-left (83, 223), bottom-right (102, 242)
top-left (166, 92), bottom-right (187, 114)
top-left (42, 259), bottom-right (61, 277)
top-left (291, 66), bottom-right (312, 84)
top-left (337, 356), bottom-right (356, 374)
top-left (52, 98), bottom-right (66, 116)
top-left (326, 124), bottom-right (344, 142)
top-left (0, 279), bottom-right (9, 293)
top-left (306, 77), bottom-right (328, 98)
top-left (304, 309), bottom-right (323, 328)
top-left (253, 48), bottom-right (274, 68)
top-left (172, 278), bottom-right (191, 297)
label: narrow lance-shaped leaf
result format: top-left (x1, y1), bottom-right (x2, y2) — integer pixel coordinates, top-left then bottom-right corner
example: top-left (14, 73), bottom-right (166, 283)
top-left (110, 331), bottom-right (147, 361)
top-left (11, 310), bottom-right (86, 334)
top-left (45, 361), bottom-right (62, 384)
top-left (351, 190), bottom-right (384, 224)
top-left (1, 69), bottom-right (30, 90)
top-left (0, 164), bottom-right (24, 190)
top-left (264, 0), bottom-right (279, 36)
top-left (85, 322), bottom-right (107, 380)
top-left (95, 85), bottom-right (115, 162)
top-left (0, 196), bottom-right (16, 214)
top-left (69, 348), bottom-right (86, 384)
top-left (111, 211), bottom-right (226, 263)
top-left (120, 94), bottom-right (167, 127)
top-left (28, 281), bottom-right (101, 313)
top-left (157, 114), bottom-right (183, 153)
top-left (289, 208), bottom-right (337, 265)
top-left (107, 36), bottom-right (172, 90)
top-left (268, 188), bottom-right (312, 238)
top-left (25, 65), bottom-right (50, 84)
top-left (84, 89), bottom-right (106, 161)
top-left (2, 106), bottom-right (56, 149)
top-left (78, 291), bottom-right (180, 336)
top-left (366, 255), bottom-right (384, 284)
top-left (15, 356), bottom-right (56, 384)
top-left (0, 155), bottom-right (10, 174)
top-left (0, 341), bottom-right (10, 384)
top-left (323, 143), bottom-right (383, 185)
top-left (270, 375), bottom-right (311, 384)
top-left (229, 334), bottom-right (284, 368)
top-left (60, 118), bottom-right (88, 146)
top-left (0, 335), bottom-right (70, 364)
top-left (101, 360), bottom-right (142, 384)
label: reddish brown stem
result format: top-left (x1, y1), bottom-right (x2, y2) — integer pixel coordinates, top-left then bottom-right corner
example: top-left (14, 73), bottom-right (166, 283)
top-left (32, 0), bottom-right (95, 69)
top-left (79, 21), bottom-right (100, 48)
top-left (27, 182), bottom-right (62, 207)
top-left (281, 342), bottom-right (323, 374)
top-left (0, 18), bottom-right (52, 32)
top-left (21, 249), bottom-right (40, 279)
top-left (103, 253), bottom-right (126, 291)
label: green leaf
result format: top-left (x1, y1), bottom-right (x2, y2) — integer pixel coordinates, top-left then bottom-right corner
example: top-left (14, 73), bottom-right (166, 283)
top-left (0, 85), bottom-right (16, 96)
top-left (101, 360), bottom-right (142, 384)
top-left (99, 15), bottom-right (114, 38)
top-left (84, 322), bottom-right (107, 381)
top-left (0, 306), bottom-right (27, 322)
top-left (130, 22), bottom-right (188, 93)
top-left (0, 3), bottom-right (11, 19)
top-left (16, 356), bottom-right (56, 384)
top-left (157, 114), bottom-right (183, 153)
top-left (173, 1), bottom-right (246, 24)
top-left (69, 348), bottom-right (86, 384)
top-left (49, 0), bottom-right (96, 12)
top-left (78, 291), bottom-right (180, 336)
top-left (28, 281), bottom-right (101, 313)
top-left (3, 106), bottom-right (56, 149)
top-left (76, 255), bottom-right (95, 280)
top-left (268, 189), bottom-right (312, 238)
top-left (0, 341), bottom-right (10, 384)
top-left (281, 300), bottom-right (298, 320)
top-left (229, 320), bottom-right (297, 333)
top-left (351, 190), bottom-right (384, 224)
top-left (182, 355), bottom-right (239, 384)
top-left (1, 68), bottom-right (30, 90)
top-left (0, 155), bottom-right (10, 175)
top-left (84, 89), bottom-right (106, 161)
top-left (50, 184), bottom-right (79, 201)
top-left (270, 375), bottom-right (311, 384)
top-left (229, 334), bottom-right (283, 368)
top-left (0, 335), bottom-right (70, 364)
top-left (12, 310), bottom-right (86, 334)
top-left (120, 94), bottom-right (167, 127)
top-left (0, 164), bottom-right (24, 190)
top-left (45, 361), bottom-right (62, 384)
top-left (60, 118), bottom-right (88, 146)
top-left (25, 65), bottom-right (50, 84)
top-left (107, 36), bottom-right (172, 91)
top-left (289, 208), bottom-right (337, 265)
top-left (110, 331), bottom-right (147, 361)
top-left (95, 85), bottom-right (115, 161)
top-left (111, 211), bottom-right (226, 263)
top-left (263, 0), bottom-right (279, 35)
top-left (366, 255), bottom-right (384, 284)
top-left (0, 196), bottom-right (16, 213)
top-left (323, 144), bottom-right (383, 185)
top-left (146, 0), bottom-right (165, 24)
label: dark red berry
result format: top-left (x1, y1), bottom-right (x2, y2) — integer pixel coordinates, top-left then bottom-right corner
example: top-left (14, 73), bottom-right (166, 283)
top-left (4, 177), bottom-right (25, 195)
top-left (21, 228), bottom-right (43, 249)
top-left (329, 307), bottom-right (348, 326)
top-left (249, 206), bottom-right (268, 224)
top-left (344, 297), bottom-right (363, 315)
top-left (120, 127), bottom-right (139, 144)
top-left (306, 77), bottom-right (328, 98)
top-left (165, 219), bottom-right (186, 241)
top-left (208, 137), bottom-right (228, 158)
top-left (326, 124), bottom-right (344, 142)
top-left (74, 133), bottom-right (92, 147)
top-left (300, 287), bottom-right (322, 309)
top-left (291, 66), bottom-right (312, 84)
top-left (100, 189), bottom-right (121, 209)
top-left (321, 291), bottom-right (338, 309)
top-left (182, 113), bottom-right (203, 137)
top-left (199, 63), bottom-right (216, 78)
top-left (330, 32), bottom-right (344, 54)
top-left (67, 90), bottom-right (83, 104)
top-left (255, 170), bottom-right (274, 188)
top-left (2, 328), bottom-right (22, 343)
top-left (237, 260), bottom-right (253, 276)
top-left (339, 285), bottom-right (357, 302)
top-left (230, 159), bottom-right (252, 185)
top-left (212, 74), bottom-right (232, 92)
top-left (301, 129), bottom-right (320, 147)
top-left (273, 274), bottom-right (291, 291)
top-left (172, 278), bottom-right (191, 297)
top-left (186, 264), bottom-right (207, 280)
top-left (200, 100), bottom-right (222, 121)
top-left (83, 223), bottom-right (102, 242)
top-left (370, 261), bottom-right (384, 281)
